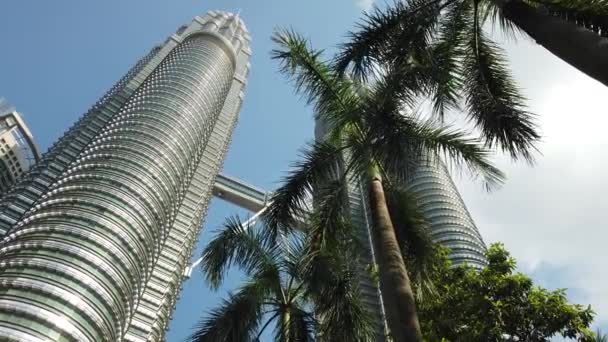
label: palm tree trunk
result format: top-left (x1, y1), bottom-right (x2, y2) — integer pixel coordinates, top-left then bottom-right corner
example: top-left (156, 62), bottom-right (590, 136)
top-left (499, 0), bottom-right (608, 87)
top-left (281, 309), bottom-right (290, 342)
top-left (367, 173), bottom-right (422, 342)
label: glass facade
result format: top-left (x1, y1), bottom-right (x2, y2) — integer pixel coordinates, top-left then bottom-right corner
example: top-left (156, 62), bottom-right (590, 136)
top-left (406, 156), bottom-right (488, 269)
top-left (0, 12), bottom-right (250, 342)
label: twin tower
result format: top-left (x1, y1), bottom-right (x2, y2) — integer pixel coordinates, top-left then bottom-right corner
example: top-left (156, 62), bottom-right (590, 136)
top-left (0, 11), bottom-right (486, 341)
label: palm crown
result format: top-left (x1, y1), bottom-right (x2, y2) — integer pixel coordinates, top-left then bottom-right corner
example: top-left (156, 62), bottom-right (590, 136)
top-left (335, 0), bottom-right (551, 162)
top-left (190, 216), bottom-right (374, 341)
top-left (336, 0), bottom-right (608, 160)
top-left (262, 29), bottom-right (513, 341)
top-left (335, 0), bottom-right (608, 158)
top-left (265, 29), bottom-right (505, 234)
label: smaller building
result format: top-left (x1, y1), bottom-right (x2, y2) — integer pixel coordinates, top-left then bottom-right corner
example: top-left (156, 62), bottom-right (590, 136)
top-left (0, 99), bottom-right (40, 193)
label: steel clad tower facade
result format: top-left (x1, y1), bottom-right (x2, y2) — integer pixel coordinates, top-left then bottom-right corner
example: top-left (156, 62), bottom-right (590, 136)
top-left (0, 100), bottom-right (40, 193)
top-left (406, 157), bottom-right (488, 269)
top-left (0, 11), bottom-right (250, 342)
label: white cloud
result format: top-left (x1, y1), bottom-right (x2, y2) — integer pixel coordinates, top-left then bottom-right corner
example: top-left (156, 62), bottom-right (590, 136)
top-left (356, 0), bottom-right (375, 12)
top-left (454, 35), bottom-right (608, 330)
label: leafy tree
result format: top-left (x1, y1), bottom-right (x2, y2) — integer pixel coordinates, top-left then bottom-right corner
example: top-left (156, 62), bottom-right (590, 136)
top-left (416, 243), bottom-right (595, 341)
top-left (268, 30), bottom-right (508, 341)
top-left (189, 216), bottom-right (374, 342)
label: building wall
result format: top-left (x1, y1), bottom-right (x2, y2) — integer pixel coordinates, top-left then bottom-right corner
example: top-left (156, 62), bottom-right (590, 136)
top-left (0, 12), bottom-right (250, 342)
top-left (0, 47), bottom-right (160, 236)
top-left (406, 157), bottom-right (488, 269)
top-left (0, 111), bottom-right (40, 193)
top-left (124, 13), bottom-right (250, 341)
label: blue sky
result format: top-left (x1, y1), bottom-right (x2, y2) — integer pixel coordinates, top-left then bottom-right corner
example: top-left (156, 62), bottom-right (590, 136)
top-left (1, 0), bottom-right (607, 340)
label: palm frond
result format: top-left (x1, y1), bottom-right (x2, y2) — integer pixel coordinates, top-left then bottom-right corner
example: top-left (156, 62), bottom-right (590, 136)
top-left (335, 1), bottom-right (405, 79)
top-left (361, 100), bottom-right (504, 190)
top-left (280, 232), bottom-right (309, 282)
top-left (370, 54), bottom-right (432, 109)
top-left (478, 0), bottom-right (520, 35)
top-left (200, 216), bottom-right (280, 289)
top-left (334, 0), bottom-right (451, 79)
top-left (262, 141), bottom-right (346, 241)
top-left (427, 0), bottom-right (471, 118)
top-left (463, 26), bottom-right (539, 161)
top-left (414, 124), bottom-right (505, 190)
top-left (298, 221), bottom-right (362, 301)
top-left (272, 29), bottom-right (362, 131)
top-left (384, 0), bottom-right (447, 61)
top-left (385, 184), bottom-right (437, 300)
top-left (593, 329), bottom-right (608, 342)
top-left (189, 280), bottom-right (268, 342)
top-left (314, 256), bottom-right (375, 342)
top-left (305, 176), bottom-right (353, 248)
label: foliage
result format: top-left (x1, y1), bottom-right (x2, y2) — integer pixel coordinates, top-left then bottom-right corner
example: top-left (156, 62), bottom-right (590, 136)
top-left (416, 243), bottom-right (596, 341)
top-left (332, 0), bottom-right (608, 161)
top-left (266, 28), bottom-right (504, 244)
top-left (269, 27), bottom-right (508, 341)
top-left (385, 183), bottom-right (439, 300)
top-left (190, 213), bottom-right (375, 342)
top-left (328, 1), bottom-right (607, 339)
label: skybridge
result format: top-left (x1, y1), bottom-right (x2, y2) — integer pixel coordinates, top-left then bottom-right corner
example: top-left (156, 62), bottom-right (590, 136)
top-left (183, 174), bottom-right (272, 278)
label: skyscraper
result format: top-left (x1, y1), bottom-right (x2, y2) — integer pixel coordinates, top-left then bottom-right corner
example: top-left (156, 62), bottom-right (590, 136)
top-left (0, 11), bottom-right (250, 342)
top-left (406, 157), bottom-right (488, 269)
top-left (0, 99), bottom-right (40, 193)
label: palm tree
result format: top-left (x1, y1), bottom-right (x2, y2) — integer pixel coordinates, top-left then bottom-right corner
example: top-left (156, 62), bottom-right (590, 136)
top-left (336, 0), bottom-right (608, 89)
top-left (331, 0), bottom-right (608, 165)
top-left (267, 30), bottom-right (509, 342)
top-left (334, 1), bottom-right (543, 163)
top-left (189, 215), bottom-right (374, 342)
